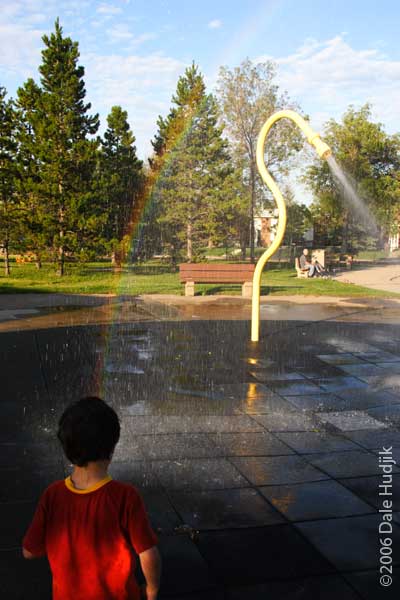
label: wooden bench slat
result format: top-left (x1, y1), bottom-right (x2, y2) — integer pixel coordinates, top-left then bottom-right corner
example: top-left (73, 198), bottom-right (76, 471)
top-left (179, 263), bottom-right (255, 295)
top-left (179, 263), bottom-right (254, 283)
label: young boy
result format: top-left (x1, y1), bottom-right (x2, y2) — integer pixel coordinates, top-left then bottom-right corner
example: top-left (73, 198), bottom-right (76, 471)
top-left (22, 396), bottom-right (161, 600)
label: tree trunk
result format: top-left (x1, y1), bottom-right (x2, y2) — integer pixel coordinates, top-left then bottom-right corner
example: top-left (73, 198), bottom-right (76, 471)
top-left (3, 240), bottom-right (10, 276)
top-left (57, 239), bottom-right (64, 277)
top-left (57, 189), bottom-right (65, 277)
top-left (250, 160), bottom-right (256, 264)
top-left (239, 222), bottom-right (247, 261)
top-left (341, 211), bottom-right (349, 253)
top-left (187, 221), bottom-right (193, 262)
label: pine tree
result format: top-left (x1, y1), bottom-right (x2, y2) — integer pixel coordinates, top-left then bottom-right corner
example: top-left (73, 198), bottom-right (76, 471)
top-left (15, 79), bottom-right (49, 268)
top-left (150, 64), bottom-right (232, 261)
top-left (0, 87), bottom-right (19, 275)
top-left (19, 19), bottom-right (99, 275)
top-left (99, 106), bottom-right (143, 265)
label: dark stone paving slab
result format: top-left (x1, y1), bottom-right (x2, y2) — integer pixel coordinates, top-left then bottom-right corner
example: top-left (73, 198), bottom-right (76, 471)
top-left (226, 575), bottom-right (361, 599)
top-left (121, 393), bottom-right (243, 416)
top-left (316, 376), bottom-right (368, 393)
top-left (344, 569), bottom-right (400, 600)
top-left (208, 431), bottom-right (294, 456)
top-left (211, 383), bottom-right (273, 399)
top-left (303, 450), bottom-right (398, 479)
top-left (169, 488), bottom-right (285, 529)
top-left (140, 489), bottom-right (183, 533)
top-left (296, 514), bottom-right (400, 570)
top-left (265, 380), bottom-right (324, 396)
top-left (252, 412), bottom-right (321, 432)
top-left (126, 414), bottom-right (263, 434)
top-left (111, 439), bottom-right (146, 461)
top-left (138, 433), bottom-right (221, 460)
top-left (259, 480), bottom-right (374, 521)
top-left (196, 525), bottom-right (335, 585)
top-left (283, 393), bottom-right (342, 412)
top-left (275, 431), bottom-right (360, 454)
top-left (153, 458), bottom-right (248, 490)
top-left (158, 535), bottom-right (216, 597)
top-left (1, 331), bottom-right (48, 405)
top-left (332, 388), bottom-right (400, 410)
top-left (298, 363), bottom-right (345, 379)
top-left (353, 350), bottom-right (400, 363)
top-left (250, 370), bottom-right (306, 381)
top-left (338, 474), bottom-right (400, 510)
top-left (363, 374), bottom-right (400, 391)
top-left (0, 501), bottom-right (37, 550)
top-left (230, 455), bottom-right (329, 486)
top-left (240, 395), bottom-right (299, 415)
top-left (0, 467), bottom-right (64, 502)
top-left (338, 363), bottom-right (386, 377)
top-left (1, 550), bottom-right (52, 600)
top-left (367, 404), bottom-right (400, 427)
top-left (317, 410), bottom-right (388, 431)
top-left (375, 362), bottom-right (400, 373)
top-left (341, 428), bottom-right (400, 449)
top-left (317, 353), bottom-right (370, 365)
top-left (108, 460), bottom-right (162, 489)
top-left (0, 442), bottom-right (62, 469)
top-left (162, 590), bottom-right (224, 600)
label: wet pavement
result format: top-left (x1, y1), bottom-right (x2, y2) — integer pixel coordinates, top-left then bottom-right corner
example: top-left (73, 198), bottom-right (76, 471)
top-left (2, 306), bottom-right (400, 598)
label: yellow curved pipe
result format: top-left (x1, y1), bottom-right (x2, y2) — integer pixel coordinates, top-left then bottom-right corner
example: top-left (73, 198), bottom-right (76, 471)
top-left (251, 110), bottom-right (331, 342)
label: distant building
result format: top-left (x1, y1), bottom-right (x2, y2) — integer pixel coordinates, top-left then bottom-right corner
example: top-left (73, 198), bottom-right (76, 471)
top-left (254, 209), bottom-right (278, 247)
top-left (254, 209), bottom-right (314, 247)
top-left (389, 223), bottom-right (400, 252)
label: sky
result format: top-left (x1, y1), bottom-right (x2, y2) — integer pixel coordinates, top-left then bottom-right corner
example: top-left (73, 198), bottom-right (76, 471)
top-left (1, 0), bottom-right (400, 201)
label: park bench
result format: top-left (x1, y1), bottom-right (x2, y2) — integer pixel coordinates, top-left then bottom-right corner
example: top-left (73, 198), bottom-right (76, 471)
top-left (179, 263), bottom-right (255, 297)
top-left (294, 257), bottom-right (309, 278)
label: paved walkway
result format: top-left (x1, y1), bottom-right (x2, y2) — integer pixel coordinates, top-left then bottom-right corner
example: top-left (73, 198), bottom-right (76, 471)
top-left (335, 260), bottom-right (400, 294)
top-left (2, 293), bottom-right (400, 332)
top-left (3, 313), bottom-right (400, 598)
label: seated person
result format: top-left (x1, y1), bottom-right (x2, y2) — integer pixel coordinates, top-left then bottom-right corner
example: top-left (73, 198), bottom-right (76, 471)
top-left (299, 248), bottom-right (326, 277)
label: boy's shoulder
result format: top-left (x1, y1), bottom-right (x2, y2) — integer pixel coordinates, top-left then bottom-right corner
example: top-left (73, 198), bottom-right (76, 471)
top-left (108, 479), bottom-right (141, 499)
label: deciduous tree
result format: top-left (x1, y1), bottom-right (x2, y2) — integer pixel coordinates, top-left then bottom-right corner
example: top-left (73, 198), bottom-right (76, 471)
top-left (217, 59), bottom-right (302, 262)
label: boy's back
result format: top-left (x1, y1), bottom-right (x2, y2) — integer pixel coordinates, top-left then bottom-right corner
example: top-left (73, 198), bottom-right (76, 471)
top-left (23, 476), bottom-right (157, 600)
top-left (22, 397), bottom-right (161, 600)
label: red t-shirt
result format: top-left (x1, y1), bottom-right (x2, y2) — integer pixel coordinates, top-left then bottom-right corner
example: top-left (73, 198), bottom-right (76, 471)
top-left (23, 476), bottom-right (158, 600)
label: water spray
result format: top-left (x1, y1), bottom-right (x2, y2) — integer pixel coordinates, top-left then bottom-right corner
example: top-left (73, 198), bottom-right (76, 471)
top-left (251, 110), bottom-right (332, 342)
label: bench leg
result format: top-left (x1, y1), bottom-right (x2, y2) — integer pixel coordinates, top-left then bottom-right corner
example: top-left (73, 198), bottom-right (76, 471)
top-left (185, 281), bottom-right (195, 296)
top-left (242, 281), bottom-right (253, 298)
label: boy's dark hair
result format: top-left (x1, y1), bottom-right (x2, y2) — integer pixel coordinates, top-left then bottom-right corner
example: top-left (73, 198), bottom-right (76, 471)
top-left (57, 397), bottom-right (120, 467)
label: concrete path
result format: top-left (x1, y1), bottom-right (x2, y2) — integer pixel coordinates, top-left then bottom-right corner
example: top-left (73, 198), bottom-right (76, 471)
top-left (335, 260), bottom-right (400, 294)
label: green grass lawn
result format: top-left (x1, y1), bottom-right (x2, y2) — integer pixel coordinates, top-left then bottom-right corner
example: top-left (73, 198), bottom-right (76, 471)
top-left (0, 261), bottom-right (397, 298)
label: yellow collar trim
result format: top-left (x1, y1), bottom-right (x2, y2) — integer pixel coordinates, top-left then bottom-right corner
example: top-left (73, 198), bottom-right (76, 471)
top-left (65, 474), bottom-right (112, 494)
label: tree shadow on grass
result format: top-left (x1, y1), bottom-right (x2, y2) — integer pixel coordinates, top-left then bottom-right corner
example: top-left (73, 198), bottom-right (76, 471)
top-left (0, 285), bottom-right (53, 294)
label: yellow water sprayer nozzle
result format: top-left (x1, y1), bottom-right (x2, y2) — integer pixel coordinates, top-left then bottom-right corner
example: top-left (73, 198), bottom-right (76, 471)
top-left (309, 134), bottom-right (332, 160)
top-left (251, 109), bottom-right (333, 343)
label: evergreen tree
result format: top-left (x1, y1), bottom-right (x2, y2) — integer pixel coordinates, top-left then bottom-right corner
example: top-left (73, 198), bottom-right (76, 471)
top-left (150, 64), bottom-right (232, 261)
top-left (100, 106), bottom-right (143, 265)
top-left (18, 19), bottom-right (99, 275)
top-left (15, 79), bottom-right (49, 268)
top-left (0, 87), bottom-right (19, 275)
